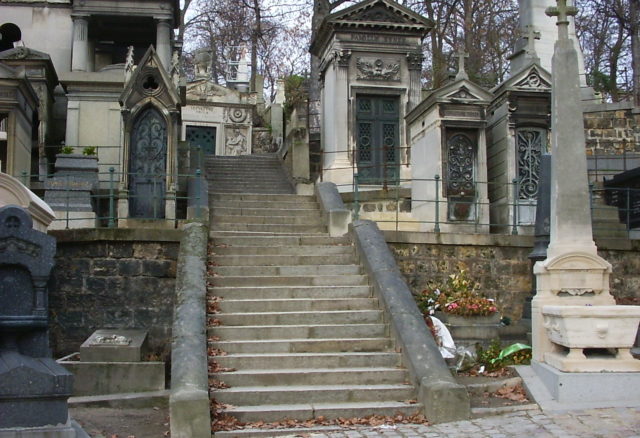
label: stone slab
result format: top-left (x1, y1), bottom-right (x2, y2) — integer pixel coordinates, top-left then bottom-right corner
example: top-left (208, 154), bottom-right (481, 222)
top-left (60, 361), bottom-right (165, 396)
top-left (79, 329), bottom-right (148, 362)
top-left (517, 362), bottom-right (640, 411)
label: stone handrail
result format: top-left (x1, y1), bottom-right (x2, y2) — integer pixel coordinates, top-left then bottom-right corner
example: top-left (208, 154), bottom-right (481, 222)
top-left (315, 182), bottom-right (351, 237)
top-left (350, 219), bottom-right (470, 423)
top-left (314, 180), bottom-right (469, 422)
top-left (169, 222), bottom-right (211, 437)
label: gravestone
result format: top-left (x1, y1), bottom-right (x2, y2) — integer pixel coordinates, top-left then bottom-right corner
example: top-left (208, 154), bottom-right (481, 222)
top-left (0, 205), bottom-right (83, 436)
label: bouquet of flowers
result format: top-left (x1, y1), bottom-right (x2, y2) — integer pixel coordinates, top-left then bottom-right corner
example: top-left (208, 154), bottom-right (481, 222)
top-left (416, 270), bottom-right (498, 317)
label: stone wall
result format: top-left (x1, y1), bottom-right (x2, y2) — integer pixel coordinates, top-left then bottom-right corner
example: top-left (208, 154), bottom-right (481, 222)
top-left (385, 231), bottom-right (640, 320)
top-left (583, 103), bottom-right (640, 155)
top-left (48, 229), bottom-right (182, 360)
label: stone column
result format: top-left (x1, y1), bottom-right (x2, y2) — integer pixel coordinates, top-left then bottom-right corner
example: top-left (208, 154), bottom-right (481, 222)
top-left (71, 15), bottom-right (89, 72)
top-left (407, 51), bottom-right (423, 111)
top-left (336, 50), bottom-right (351, 180)
top-left (532, 0), bottom-right (614, 363)
top-left (512, 0), bottom-right (586, 86)
top-left (156, 19), bottom-right (172, 70)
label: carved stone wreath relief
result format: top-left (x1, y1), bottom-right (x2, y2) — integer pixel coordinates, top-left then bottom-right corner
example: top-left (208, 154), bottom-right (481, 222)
top-left (356, 57), bottom-right (401, 81)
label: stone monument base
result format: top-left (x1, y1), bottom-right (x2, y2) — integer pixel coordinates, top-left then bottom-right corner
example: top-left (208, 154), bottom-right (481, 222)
top-left (544, 350), bottom-right (640, 372)
top-left (48, 211), bottom-right (96, 230)
top-left (0, 418), bottom-right (89, 438)
top-left (517, 361), bottom-right (640, 410)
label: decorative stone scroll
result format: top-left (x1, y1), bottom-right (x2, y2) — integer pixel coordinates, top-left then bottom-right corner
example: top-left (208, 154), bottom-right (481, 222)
top-left (356, 57), bottom-right (400, 81)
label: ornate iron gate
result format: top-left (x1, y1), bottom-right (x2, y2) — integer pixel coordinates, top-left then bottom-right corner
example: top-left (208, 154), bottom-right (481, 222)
top-left (129, 108), bottom-right (167, 218)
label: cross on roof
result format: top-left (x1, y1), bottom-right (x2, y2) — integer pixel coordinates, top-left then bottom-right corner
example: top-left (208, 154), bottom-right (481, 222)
top-left (455, 46), bottom-right (469, 80)
top-left (523, 25), bottom-right (541, 55)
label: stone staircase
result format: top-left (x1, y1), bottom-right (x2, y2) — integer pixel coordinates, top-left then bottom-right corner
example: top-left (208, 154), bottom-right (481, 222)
top-left (205, 155), bottom-right (420, 423)
top-left (205, 154), bottom-right (294, 194)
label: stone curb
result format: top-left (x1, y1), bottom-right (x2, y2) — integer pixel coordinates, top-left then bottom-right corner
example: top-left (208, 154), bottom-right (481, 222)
top-left (316, 182), bottom-right (351, 237)
top-left (170, 222), bottom-right (211, 438)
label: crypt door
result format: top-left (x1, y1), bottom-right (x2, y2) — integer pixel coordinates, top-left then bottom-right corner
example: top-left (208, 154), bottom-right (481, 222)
top-left (355, 96), bottom-right (399, 184)
top-left (186, 125), bottom-right (216, 155)
top-left (129, 108), bottom-right (167, 219)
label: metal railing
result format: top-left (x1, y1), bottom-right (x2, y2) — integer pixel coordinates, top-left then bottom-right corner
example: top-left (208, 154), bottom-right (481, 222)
top-left (320, 145), bottom-right (640, 239)
top-left (10, 167), bottom-right (207, 229)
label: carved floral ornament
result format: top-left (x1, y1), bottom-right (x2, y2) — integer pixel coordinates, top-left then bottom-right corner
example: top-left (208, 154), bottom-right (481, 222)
top-left (356, 57), bottom-right (400, 81)
top-left (514, 69), bottom-right (550, 89)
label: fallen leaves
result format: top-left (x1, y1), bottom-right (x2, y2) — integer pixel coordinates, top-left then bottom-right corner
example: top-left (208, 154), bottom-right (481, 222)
top-left (209, 411), bottom-right (430, 432)
top-left (492, 384), bottom-right (529, 402)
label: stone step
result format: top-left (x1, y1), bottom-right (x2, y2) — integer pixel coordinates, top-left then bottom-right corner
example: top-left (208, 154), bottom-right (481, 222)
top-left (210, 223), bottom-right (327, 234)
top-left (217, 401), bottom-right (422, 423)
top-left (212, 384), bottom-right (416, 406)
top-left (209, 323), bottom-right (387, 340)
top-left (211, 207), bottom-right (322, 217)
top-left (217, 298), bottom-right (376, 313)
top-left (212, 265), bottom-right (362, 277)
top-left (209, 193), bottom-right (315, 202)
top-left (212, 367), bottom-right (407, 387)
top-left (210, 202), bottom-right (318, 211)
top-left (208, 182), bottom-right (293, 189)
top-left (210, 245), bottom-right (353, 256)
top-left (209, 274), bottom-right (368, 287)
top-left (211, 338), bottom-right (393, 354)
top-left (210, 285), bottom-right (371, 300)
top-left (209, 235), bottom-right (352, 246)
top-left (208, 187), bottom-right (294, 194)
top-left (213, 310), bottom-right (382, 326)
top-left (211, 254), bottom-right (356, 266)
top-left (210, 214), bottom-right (324, 226)
top-left (213, 352), bottom-right (401, 370)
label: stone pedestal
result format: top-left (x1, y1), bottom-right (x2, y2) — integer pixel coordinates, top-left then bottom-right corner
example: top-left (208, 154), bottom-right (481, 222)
top-left (44, 154), bottom-right (98, 229)
top-left (59, 329), bottom-right (164, 397)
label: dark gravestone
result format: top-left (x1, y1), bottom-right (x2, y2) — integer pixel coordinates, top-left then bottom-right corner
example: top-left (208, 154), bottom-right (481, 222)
top-left (0, 205), bottom-right (75, 431)
top-left (524, 154), bottom-right (551, 320)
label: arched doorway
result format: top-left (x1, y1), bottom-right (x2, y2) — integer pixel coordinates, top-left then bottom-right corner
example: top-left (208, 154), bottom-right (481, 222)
top-left (129, 107), bottom-right (167, 218)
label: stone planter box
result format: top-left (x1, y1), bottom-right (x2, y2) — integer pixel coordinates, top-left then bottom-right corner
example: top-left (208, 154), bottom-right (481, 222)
top-left (542, 305), bottom-right (640, 349)
top-left (53, 153), bottom-right (98, 180)
top-left (542, 305), bottom-right (640, 372)
top-left (435, 311), bottom-right (501, 344)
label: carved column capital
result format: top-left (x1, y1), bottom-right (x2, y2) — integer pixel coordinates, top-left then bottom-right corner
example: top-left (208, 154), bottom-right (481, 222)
top-left (334, 50), bottom-right (351, 68)
top-left (406, 51), bottom-right (423, 71)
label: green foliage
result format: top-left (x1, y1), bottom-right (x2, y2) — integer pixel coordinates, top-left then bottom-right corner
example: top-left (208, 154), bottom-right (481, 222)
top-left (283, 75), bottom-right (306, 121)
top-left (82, 146), bottom-right (97, 156)
top-left (590, 70), bottom-right (617, 97)
top-left (59, 146), bottom-right (75, 154)
top-left (476, 339), bottom-right (532, 371)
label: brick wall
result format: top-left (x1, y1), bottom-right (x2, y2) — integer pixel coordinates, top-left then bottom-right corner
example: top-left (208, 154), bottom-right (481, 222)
top-left (48, 229), bottom-right (181, 359)
top-left (386, 232), bottom-right (640, 320)
top-left (584, 104), bottom-right (640, 155)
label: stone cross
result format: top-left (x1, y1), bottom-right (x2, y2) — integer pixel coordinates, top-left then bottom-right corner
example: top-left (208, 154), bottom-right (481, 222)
top-left (455, 47), bottom-right (469, 81)
top-left (523, 25), bottom-right (541, 56)
top-left (546, 0), bottom-right (578, 39)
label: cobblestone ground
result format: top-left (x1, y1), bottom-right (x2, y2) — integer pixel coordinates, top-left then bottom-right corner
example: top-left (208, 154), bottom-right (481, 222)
top-left (304, 408), bottom-right (640, 438)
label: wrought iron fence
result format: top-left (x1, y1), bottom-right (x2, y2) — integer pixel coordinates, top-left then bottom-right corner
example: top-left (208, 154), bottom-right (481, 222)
top-left (320, 146), bottom-right (639, 239)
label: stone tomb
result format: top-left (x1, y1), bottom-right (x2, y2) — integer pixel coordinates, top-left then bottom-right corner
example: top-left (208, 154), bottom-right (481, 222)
top-left (406, 53), bottom-right (492, 233)
top-left (0, 205), bottom-right (85, 436)
top-left (60, 329), bottom-right (165, 397)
